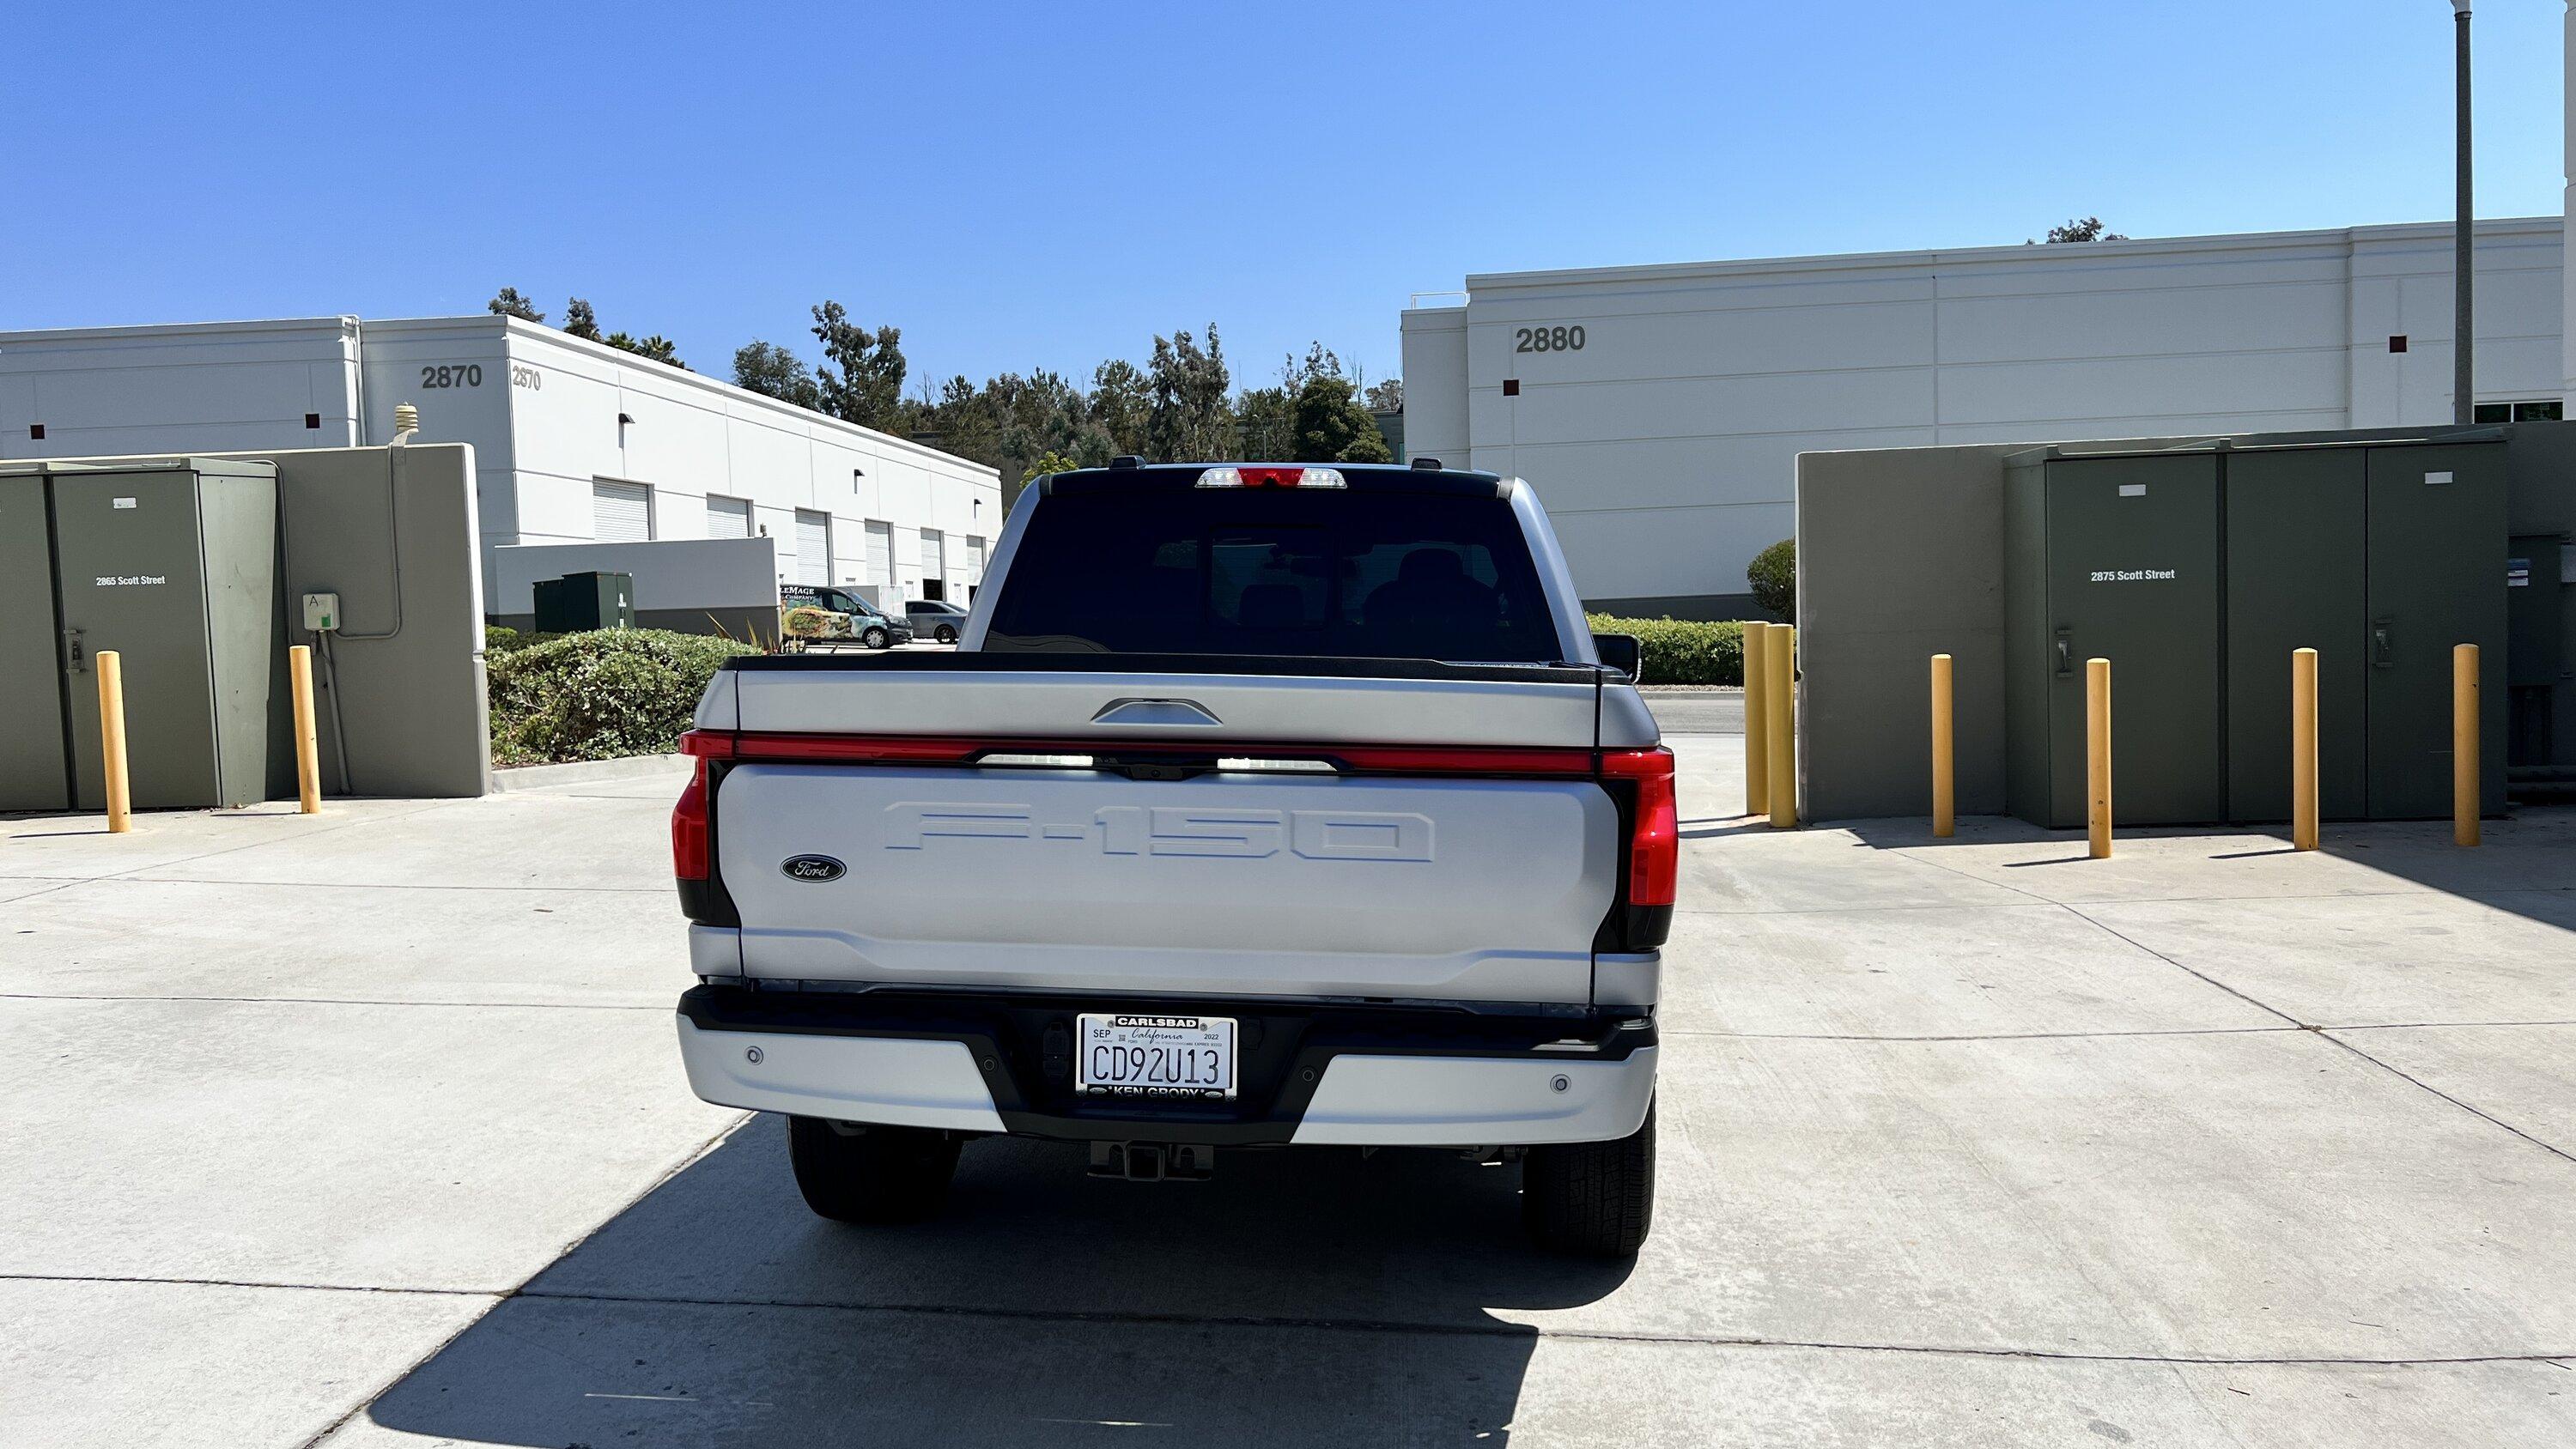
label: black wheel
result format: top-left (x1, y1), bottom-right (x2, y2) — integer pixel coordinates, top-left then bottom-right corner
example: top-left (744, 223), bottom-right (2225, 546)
top-left (861, 626), bottom-right (890, 650)
top-left (787, 1116), bottom-right (961, 1223)
top-left (1522, 1099), bottom-right (1655, 1257)
top-left (934, 625), bottom-right (957, 644)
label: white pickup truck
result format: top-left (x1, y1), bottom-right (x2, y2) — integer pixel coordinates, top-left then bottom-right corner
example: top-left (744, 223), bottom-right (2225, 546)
top-left (670, 459), bottom-right (1674, 1255)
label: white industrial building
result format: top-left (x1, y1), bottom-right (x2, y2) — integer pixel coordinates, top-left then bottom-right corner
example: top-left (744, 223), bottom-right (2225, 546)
top-left (1402, 216), bottom-right (2568, 616)
top-left (0, 315), bottom-right (1004, 613)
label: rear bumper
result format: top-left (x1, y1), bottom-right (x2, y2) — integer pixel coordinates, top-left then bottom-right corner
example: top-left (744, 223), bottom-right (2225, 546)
top-left (674, 984), bottom-right (1656, 1148)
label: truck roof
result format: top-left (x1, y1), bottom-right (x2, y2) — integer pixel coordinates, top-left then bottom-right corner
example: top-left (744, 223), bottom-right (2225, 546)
top-left (1037, 462), bottom-right (1507, 499)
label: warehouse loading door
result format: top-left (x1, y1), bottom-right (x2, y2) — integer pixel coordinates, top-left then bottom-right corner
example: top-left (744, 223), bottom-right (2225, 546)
top-left (793, 510), bottom-right (830, 585)
top-left (920, 528), bottom-right (945, 600)
top-left (592, 480), bottom-right (652, 543)
top-left (0, 476), bottom-right (70, 809)
top-left (2366, 444), bottom-right (2507, 818)
top-left (865, 520), bottom-right (894, 595)
top-left (2044, 456), bottom-right (2224, 827)
top-left (2226, 450), bottom-right (2367, 822)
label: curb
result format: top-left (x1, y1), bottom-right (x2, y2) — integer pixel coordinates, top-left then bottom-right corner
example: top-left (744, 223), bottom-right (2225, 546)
top-left (489, 753), bottom-right (688, 792)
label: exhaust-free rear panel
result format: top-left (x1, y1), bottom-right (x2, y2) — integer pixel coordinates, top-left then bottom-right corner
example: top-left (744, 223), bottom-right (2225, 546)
top-left (2224, 449), bottom-right (2367, 822)
top-left (2043, 455), bottom-right (2225, 828)
top-left (2366, 443), bottom-right (2507, 819)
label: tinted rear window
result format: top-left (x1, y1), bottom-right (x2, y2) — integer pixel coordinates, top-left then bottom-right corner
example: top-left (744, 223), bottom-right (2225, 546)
top-left (983, 492), bottom-right (1564, 661)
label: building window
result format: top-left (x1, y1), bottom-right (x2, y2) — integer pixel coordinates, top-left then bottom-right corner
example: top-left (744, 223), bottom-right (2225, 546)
top-left (592, 479), bottom-right (653, 543)
top-left (706, 494), bottom-right (753, 538)
top-left (2473, 400), bottom-right (2564, 424)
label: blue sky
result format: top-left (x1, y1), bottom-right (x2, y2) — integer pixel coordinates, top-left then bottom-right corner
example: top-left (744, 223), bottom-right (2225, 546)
top-left (2, 2), bottom-right (2561, 395)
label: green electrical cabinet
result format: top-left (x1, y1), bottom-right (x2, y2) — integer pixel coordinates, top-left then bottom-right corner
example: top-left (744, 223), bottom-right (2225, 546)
top-left (2008, 436), bottom-right (2509, 830)
top-left (2005, 452), bottom-right (2226, 828)
top-left (0, 475), bottom-right (70, 810)
top-left (2362, 443), bottom-right (2507, 819)
top-left (0, 458), bottom-right (281, 812)
top-left (2224, 447), bottom-right (2369, 823)
top-left (533, 570), bottom-right (635, 633)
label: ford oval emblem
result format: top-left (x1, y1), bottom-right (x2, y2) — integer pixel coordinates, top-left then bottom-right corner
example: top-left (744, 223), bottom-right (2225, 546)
top-left (781, 854), bottom-right (847, 882)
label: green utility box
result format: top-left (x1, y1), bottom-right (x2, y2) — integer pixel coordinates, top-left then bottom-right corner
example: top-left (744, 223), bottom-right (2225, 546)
top-left (2004, 438), bottom-right (2507, 828)
top-left (2003, 452), bottom-right (2225, 828)
top-left (0, 458), bottom-right (283, 811)
top-left (533, 571), bottom-right (635, 633)
top-left (0, 475), bottom-right (68, 810)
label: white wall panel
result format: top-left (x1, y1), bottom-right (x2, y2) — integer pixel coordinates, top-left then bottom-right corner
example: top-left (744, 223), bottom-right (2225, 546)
top-left (1468, 296), bottom-right (1936, 385)
top-left (1410, 218), bottom-right (2564, 606)
top-left (1399, 308), bottom-right (1469, 461)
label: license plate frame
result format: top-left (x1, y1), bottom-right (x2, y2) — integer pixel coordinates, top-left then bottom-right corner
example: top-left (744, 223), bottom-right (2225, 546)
top-left (1075, 1012), bottom-right (1237, 1100)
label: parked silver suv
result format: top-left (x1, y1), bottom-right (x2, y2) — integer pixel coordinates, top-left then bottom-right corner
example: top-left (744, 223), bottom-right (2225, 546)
top-left (902, 598), bottom-right (969, 643)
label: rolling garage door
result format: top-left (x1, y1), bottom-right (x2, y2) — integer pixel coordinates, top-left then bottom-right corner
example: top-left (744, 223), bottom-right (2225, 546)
top-left (921, 528), bottom-right (946, 600)
top-left (706, 494), bottom-right (752, 538)
top-left (592, 480), bottom-right (653, 543)
top-left (793, 510), bottom-right (831, 586)
top-left (964, 535), bottom-right (987, 590)
top-left (866, 520), bottom-right (894, 594)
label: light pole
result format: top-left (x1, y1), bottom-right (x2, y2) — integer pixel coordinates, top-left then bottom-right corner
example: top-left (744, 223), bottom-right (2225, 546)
top-left (2453, 0), bottom-right (2475, 426)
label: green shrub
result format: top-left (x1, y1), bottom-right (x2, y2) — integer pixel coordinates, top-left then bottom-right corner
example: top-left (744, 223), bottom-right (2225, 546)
top-left (486, 628), bottom-right (754, 766)
top-left (484, 625), bottom-right (566, 656)
top-left (1747, 537), bottom-right (1795, 622)
top-left (1586, 614), bottom-right (1747, 685)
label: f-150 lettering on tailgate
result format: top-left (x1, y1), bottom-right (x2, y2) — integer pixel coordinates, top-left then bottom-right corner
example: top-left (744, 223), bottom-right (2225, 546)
top-left (884, 802), bottom-right (1433, 861)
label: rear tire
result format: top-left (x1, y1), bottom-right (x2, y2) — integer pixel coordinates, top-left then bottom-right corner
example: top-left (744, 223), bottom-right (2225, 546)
top-left (1522, 1099), bottom-right (1655, 1257)
top-left (861, 626), bottom-right (890, 650)
top-left (787, 1116), bottom-right (961, 1224)
top-left (934, 625), bottom-right (957, 644)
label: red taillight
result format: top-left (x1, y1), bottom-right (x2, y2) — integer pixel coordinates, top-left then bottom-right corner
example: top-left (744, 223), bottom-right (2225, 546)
top-left (671, 760), bottom-right (710, 881)
top-left (1602, 747), bottom-right (1677, 906)
top-left (681, 730), bottom-right (977, 764)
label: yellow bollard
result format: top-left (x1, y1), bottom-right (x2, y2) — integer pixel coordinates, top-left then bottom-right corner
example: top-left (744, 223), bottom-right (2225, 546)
top-left (1742, 621), bottom-right (1769, 818)
top-left (289, 644), bottom-right (322, 815)
top-left (2086, 657), bottom-right (2111, 859)
top-left (2291, 648), bottom-right (2318, 851)
top-left (1765, 624), bottom-right (1797, 828)
top-left (97, 650), bottom-right (132, 834)
top-left (2454, 643), bottom-right (2479, 846)
top-left (1929, 652), bottom-right (1954, 838)
top-left (2287, 648), bottom-right (2329, 849)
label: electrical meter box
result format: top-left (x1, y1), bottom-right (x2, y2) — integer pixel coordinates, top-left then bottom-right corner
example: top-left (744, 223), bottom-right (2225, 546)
top-left (0, 458), bottom-right (281, 811)
top-left (2004, 438), bottom-right (2506, 828)
top-left (533, 570), bottom-right (635, 633)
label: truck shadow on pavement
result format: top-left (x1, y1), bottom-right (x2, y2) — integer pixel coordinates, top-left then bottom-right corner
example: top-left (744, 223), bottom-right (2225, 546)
top-left (365, 1113), bottom-right (1631, 1446)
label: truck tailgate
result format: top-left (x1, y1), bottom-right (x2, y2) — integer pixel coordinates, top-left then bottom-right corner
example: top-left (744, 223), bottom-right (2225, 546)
top-left (692, 654), bottom-right (1638, 1006)
top-left (715, 763), bottom-right (1618, 1003)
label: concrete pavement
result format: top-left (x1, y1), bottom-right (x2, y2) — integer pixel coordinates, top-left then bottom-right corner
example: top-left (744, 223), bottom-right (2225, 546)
top-left (1640, 687), bottom-right (1743, 736)
top-left (4, 739), bottom-right (2573, 1446)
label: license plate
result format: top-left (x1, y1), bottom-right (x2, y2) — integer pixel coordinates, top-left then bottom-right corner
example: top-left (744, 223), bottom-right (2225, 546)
top-left (1076, 1013), bottom-right (1236, 1100)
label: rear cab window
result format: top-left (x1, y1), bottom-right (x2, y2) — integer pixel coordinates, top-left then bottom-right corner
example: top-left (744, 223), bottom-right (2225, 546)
top-left (982, 484), bottom-right (1565, 661)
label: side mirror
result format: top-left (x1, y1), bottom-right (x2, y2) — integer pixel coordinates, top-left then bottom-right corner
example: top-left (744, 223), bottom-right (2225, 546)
top-left (1591, 632), bottom-right (1641, 679)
